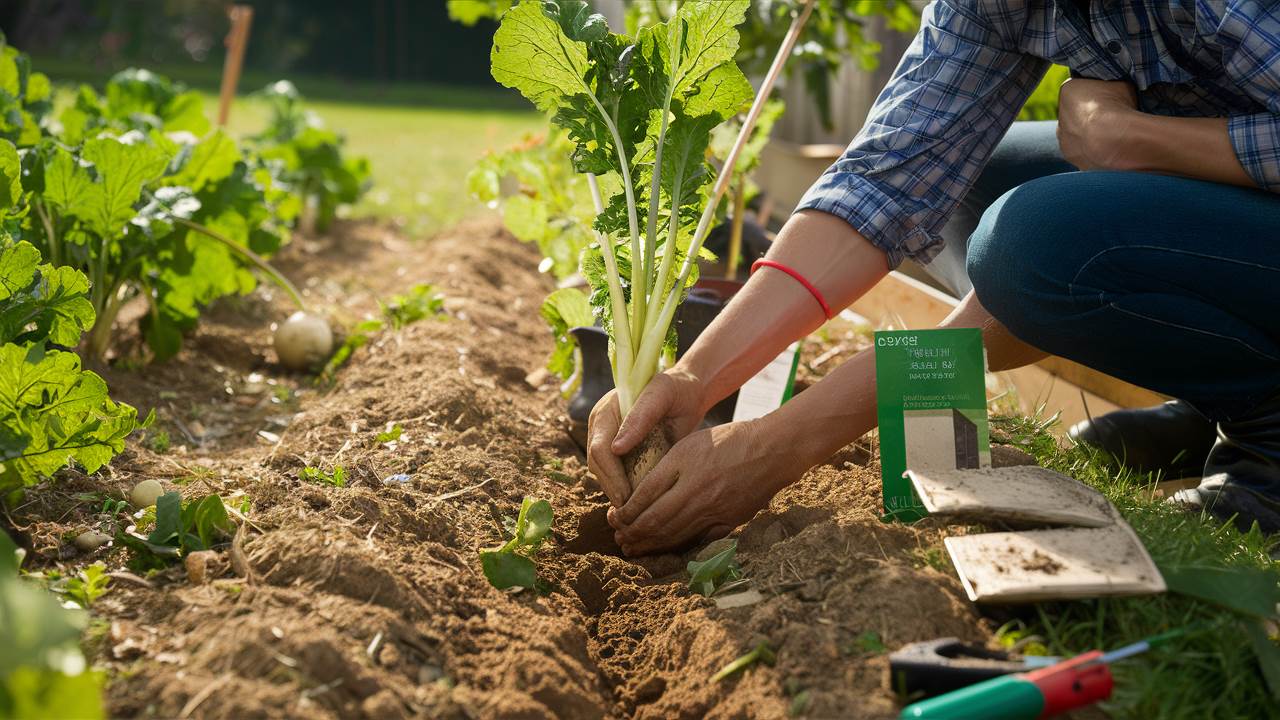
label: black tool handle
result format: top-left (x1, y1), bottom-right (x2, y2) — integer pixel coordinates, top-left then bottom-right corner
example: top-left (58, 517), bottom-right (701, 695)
top-left (889, 638), bottom-right (1029, 698)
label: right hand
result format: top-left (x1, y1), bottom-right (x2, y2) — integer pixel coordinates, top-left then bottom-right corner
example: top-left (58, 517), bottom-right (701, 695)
top-left (586, 369), bottom-right (708, 508)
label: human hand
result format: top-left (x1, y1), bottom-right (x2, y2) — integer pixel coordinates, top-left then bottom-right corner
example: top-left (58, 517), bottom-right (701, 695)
top-left (608, 419), bottom-right (803, 556)
top-left (1056, 78), bottom-right (1140, 170)
top-left (586, 369), bottom-right (708, 508)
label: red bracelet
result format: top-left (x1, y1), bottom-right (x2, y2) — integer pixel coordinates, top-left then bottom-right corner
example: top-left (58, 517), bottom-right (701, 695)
top-left (750, 259), bottom-right (834, 320)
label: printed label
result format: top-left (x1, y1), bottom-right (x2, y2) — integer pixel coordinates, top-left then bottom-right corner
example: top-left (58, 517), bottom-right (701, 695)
top-left (732, 342), bottom-right (801, 422)
top-left (874, 329), bottom-right (990, 522)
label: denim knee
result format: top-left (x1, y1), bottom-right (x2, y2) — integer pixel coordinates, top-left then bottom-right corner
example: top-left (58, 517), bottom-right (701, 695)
top-left (965, 174), bottom-right (1086, 342)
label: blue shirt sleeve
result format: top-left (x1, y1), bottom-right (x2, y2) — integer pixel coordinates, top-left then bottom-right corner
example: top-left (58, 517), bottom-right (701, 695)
top-left (1220, 2), bottom-right (1280, 193)
top-left (795, 0), bottom-right (1048, 268)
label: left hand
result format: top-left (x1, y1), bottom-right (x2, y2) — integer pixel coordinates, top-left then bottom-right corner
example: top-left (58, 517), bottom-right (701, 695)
top-left (1056, 78), bottom-right (1140, 170)
top-left (607, 419), bottom-right (801, 556)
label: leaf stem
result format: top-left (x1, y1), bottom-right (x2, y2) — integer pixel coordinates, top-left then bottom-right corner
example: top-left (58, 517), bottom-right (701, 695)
top-left (33, 200), bottom-right (60, 267)
top-left (172, 218), bottom-right (308, 312)
top-left (726, 179), bottom-right (746, 279)
top-left (636, 0), bottom-right (815, 385)
top-left (583, 93), bottom-right (645, 347)
top-left (586, 173), bottom-right (636, 414)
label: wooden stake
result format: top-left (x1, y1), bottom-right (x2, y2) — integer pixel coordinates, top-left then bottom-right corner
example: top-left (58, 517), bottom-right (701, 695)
top-left (217, 5), bottom-right (254, 127)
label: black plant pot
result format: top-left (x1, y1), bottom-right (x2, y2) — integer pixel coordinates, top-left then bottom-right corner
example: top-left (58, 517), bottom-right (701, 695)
top-left (567, 279), bottom-right (743, 442)
top-left (703, 214), bottom-right (771, 283)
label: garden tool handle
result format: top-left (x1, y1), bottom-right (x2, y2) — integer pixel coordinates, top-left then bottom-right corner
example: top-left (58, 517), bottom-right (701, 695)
top-left (900, 651), bottom-right (1113, 720)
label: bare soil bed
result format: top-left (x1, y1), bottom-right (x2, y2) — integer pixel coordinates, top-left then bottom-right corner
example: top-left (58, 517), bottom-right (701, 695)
top-left (7, 218), bottom-right (992, 719)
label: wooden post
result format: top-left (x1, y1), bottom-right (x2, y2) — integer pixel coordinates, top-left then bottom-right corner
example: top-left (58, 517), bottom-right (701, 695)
top-left (217, 5), bottom-right (254, 127)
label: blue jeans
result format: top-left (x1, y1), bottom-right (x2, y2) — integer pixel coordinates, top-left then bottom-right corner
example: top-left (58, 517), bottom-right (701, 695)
top-left (931, 121), bottom-right (1280, 422)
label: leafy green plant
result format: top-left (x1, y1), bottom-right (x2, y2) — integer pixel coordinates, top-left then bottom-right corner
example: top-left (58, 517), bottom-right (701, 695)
top-left (375, 424), bottom-right (403, 444)
top-left (479, 497), bottom-right (553, 591)
top-left (491, 0), bottom-right (758, 418)
top-left (251, 80), bottom-right (372, 233)
top-left (687, 540), bottom-right (742, 596)
top-left (468, 131), bottom-right (603, 280)
top-left (1, 530), bottom-right (105, 719)
top-left (300, 465), bottom-right (347, 487)
top-left (540, 287), bottom-right (595, 384)
top-left (381, 283), bottom-right (444, 330)
top-left (9, 57), bottom-right (307, 362)
top-left (56, 68), bottom-right (209, 144)
top-left (117, 491), bottom-right (234, 567)
top-left (60, 564), bottom-right (111, 609)
top-left (0, 35), bottom-right (53, 148)
top-left (711, 640), bottom-right (775, 682)
top-left (629, 0), bottom-right (919, 129)
top-left (0, 149), bottom-right (147, 496)
top-left (27, 128), bottom-right (301, 361)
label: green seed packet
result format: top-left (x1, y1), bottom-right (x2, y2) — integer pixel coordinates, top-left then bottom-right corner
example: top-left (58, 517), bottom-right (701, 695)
top-left (874, 328), bottom-right (990, 522)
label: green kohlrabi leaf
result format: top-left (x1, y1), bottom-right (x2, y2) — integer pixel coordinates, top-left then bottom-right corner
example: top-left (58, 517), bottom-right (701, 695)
top-left (165, 130), bottom-right (239, 192)
top-left (491, 1), bottom-right (591, 113)
top-left (687, 540), bottom-right (741, 597)
top-left (540, 287), bottom-right (593, 379)
top-left (0, 138), bottom-right (20, 209)
top-left (39, 147), bottom-right (92, 218)
top-left (542, 1), bottom-right (609, 43)
top-left (518, 498), bottom-right (554, 546)
top-left (502, 193), bottom-right (549, 243)
top-left (79, 136), bottom-right (170, 238)
top-left (479, 549), bottom-right (537, 590)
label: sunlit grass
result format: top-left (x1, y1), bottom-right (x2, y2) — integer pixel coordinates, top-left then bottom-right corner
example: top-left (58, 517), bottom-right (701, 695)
top-left (218, 95), bottom-right (542, 238)
top-left (992, 415), bottom-right (1280, 720)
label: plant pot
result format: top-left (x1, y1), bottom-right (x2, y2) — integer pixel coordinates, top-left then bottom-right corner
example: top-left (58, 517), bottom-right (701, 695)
top-left (566, 279), bottom-right (745, 443)
top-left (702, 214), bottom-right (772, 283)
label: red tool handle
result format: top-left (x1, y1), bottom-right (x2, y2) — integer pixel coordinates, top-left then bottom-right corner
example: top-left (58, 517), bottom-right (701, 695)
top-left (1024, 650), bottom-right (1114, 718)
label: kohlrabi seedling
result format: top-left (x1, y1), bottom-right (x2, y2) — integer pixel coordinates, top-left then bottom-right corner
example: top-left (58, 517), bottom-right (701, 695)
top-left (480, 497), bottom-right (554, 591)
top-left (491, 0), bottom-right (808, 484)
top-left (687, 539), bottom-right (742, 596)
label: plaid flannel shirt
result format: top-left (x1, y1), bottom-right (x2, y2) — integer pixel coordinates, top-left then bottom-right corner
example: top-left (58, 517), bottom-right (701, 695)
top-left (798, 0), bottom-right (1280, 268)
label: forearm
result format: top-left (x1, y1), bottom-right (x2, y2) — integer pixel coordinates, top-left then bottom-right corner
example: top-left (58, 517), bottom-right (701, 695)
top-left (763, 290), bottom-right (1047, 470)
top-left (1111, 113), bottom-right (1258, 189)
top-left (674, 209), bottom-right (890, 413)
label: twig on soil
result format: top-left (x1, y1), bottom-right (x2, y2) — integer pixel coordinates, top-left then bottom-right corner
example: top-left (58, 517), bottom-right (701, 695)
top-left (367, 631), bottom-right (384, 660)
top-left (301, 677), bottom-right (344, 700)
top-left (107, 571), bottom-right (155, 589)
top-left (424, 477), bottom-right (492, 507)
top-left (226, 505), bottom-right (266, 534)
top-left (167, 406), bottom-right (200, 446)
top-left (179, 673), bottom-right (233, 718)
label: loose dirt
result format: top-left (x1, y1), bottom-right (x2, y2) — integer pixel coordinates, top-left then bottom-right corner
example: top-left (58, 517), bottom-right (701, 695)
top-left (8, 218), bottom-right (994, 719)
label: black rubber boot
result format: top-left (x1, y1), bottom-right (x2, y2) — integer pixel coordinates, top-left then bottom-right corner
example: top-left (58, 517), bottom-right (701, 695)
top-left (1172, 396), bottom-right (1280, 535)
top-left (1067, 400), bottom-right (1217, 479)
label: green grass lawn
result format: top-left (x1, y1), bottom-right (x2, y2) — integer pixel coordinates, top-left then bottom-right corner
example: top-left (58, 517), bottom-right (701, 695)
top-left (218, 95), bottom-right (543, 238)
top-left (993, 416), bottom-right (1280, 720)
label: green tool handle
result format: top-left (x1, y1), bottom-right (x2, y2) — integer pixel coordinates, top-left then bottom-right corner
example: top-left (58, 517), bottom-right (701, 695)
top-left (900, 675), bottom-right (1044, 720)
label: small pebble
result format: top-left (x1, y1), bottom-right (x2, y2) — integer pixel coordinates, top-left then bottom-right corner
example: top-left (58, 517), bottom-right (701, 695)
top-left (130, 479), bottom-right (165, 508)
top-left (73, 531), bottom-right (111, 552)
top-left (382, 473), bottom-right (412, 486)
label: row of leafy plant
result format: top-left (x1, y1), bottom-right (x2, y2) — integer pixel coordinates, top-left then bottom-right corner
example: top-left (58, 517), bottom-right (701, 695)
top-left (0, 35), bottom-right (370, 498)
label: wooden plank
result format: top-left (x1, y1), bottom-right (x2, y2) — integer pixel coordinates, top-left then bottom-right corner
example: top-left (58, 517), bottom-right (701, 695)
top-left (849, 272), bottom-right (1164, 429)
